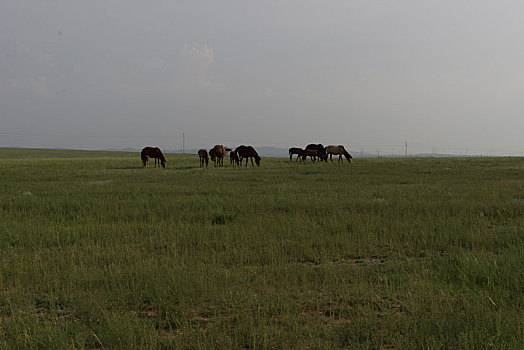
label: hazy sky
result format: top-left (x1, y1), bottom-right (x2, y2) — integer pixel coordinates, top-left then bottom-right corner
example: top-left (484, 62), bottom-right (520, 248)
top-left (1, 0), bottom-right (524, 155)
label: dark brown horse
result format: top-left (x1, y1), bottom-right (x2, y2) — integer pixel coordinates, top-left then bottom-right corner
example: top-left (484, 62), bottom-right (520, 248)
top-left (230, 151), bottom-right (240, 166)
top-left (209, 145), bottom-right (227, 167)
top-left (141, 147), bottom-right (166, 168)
top-left (325, 145), bottom-right (352, 163)
top-left (198, 149), bottom-right (209, 167)
top-left (289, 147), bottom-right (303, 161)
top-left (235, 145), bottom-right (261, 166)
top-left (305, 144), bottom-right (327, 162)
top-left (301, 149), bottom-right (322, 162)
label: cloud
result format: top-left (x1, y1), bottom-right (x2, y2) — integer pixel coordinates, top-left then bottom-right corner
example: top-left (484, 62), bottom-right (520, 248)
top-left (180, 42), bottom-right (224, 89)
top-left (196, 71), bottom-right (226, 90)
top-left (14, 43), bottom-right (56, 68)
top-left (182, 43), bottom-right (215, 64)
top-left (261, 87), bottom-right (277, 96)
top-left (146, 56), bottom-right (165, 69)
top-left (29, 76), bottom-right (51, 97)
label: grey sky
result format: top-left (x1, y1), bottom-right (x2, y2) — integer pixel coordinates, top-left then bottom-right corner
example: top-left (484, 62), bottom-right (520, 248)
top-left (1, 0), bottom-right (523, 155)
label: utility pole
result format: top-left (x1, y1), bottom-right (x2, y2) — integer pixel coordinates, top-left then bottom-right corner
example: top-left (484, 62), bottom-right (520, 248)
top-left (405, 141), bottom-right (408, 157)
top-left (182, 132), bottom-right (185, 154)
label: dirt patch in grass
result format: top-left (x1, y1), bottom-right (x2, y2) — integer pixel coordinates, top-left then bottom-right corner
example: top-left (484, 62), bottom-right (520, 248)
top-left (340, 254), bottom-right (388, 265)
top-left (299, 254), bottom-right (388, 268)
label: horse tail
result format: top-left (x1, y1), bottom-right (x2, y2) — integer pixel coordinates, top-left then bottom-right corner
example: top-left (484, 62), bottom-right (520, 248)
top-left (141, 149), bottom-right (148, 166)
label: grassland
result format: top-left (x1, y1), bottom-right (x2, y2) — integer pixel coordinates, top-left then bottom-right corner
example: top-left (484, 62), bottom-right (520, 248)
top-left (0, 148), bottom-right (522, 349)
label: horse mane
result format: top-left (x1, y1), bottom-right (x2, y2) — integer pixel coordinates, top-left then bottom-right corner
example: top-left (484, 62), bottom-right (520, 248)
top-left (247, 146), bottom-right (260, 160)
top-left (155, 147), bottom-right (167, 162)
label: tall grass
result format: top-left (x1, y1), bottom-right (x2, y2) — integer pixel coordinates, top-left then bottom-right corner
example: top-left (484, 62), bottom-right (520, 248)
top-left (0, 149), bottom-right (522, 348)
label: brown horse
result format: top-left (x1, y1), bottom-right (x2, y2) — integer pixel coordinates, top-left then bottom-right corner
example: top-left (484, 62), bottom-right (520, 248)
top-left (141, 147), bottom-right (166, 168)
top-left (235, 145), bottom-right (261, 166)
top-left (289, 147), bottom-right (303, 161)
top-left (325, 145), bottom-right (352, 163)
top-left (198, 149), bottom-right (209, 167)
top-left (209, 145), bottom-right (227, 167)
top-left (230, 151), bottom-right (240, 166)
top-left (301, 149), bottom-right (322, 162)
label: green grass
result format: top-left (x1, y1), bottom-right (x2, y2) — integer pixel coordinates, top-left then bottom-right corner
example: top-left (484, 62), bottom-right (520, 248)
top-left (0, 148), bottom-right (523, 349)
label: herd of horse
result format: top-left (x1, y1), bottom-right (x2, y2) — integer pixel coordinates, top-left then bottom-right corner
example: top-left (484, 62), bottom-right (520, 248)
top-left (289, 144), bottom-right (352, 163)
top-left (198, 145), bottom-right (261, 167)
top-left (141, 143), bottom-right (351, 168)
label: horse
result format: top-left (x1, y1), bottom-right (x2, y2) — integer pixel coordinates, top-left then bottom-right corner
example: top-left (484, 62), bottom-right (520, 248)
top-left (198, 149), bottom-right (209, 167)
top-left (301, 149), bottom-right (322, 162)
top-left (289, 147), bottom-right (303, 161)
top-left (235, 145), bottom-right (261, 166)
top-left (141, 147), bottom-right (166, 168)
top-left (325, 145), bottom-right (352, 163)
top-left (230, 151), bottom-right (240, 166)
top-left (305, 143), bottom-right (327, 162)
top-left (209, 145), bottom-right (227, 167)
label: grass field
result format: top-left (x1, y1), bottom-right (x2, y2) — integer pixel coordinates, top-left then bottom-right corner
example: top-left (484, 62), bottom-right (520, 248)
top-left (0, 148), bottom-right (522, 349)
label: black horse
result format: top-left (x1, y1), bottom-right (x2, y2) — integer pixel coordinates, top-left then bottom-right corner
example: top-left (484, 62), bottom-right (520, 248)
top-left (305, 144), bottom-right (327, 162)
top-left (235, 145), bottom-right (261, 166)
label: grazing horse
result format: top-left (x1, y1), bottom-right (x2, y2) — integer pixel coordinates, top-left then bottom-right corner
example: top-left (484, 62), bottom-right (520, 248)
top-left (305, 144), bottom-right (327, 162)
top-left (230, 151), bottom-right (240, 166)
top-left (235, 145), bottom-right (261, 166)
top-left (325, 145), bottom-right (352, 163)
top-left (301, 149), bottom-right (322, 162)
top-left (209, 145), bottom-right (227, 167)
top-left (289, 147), bottom-right (304, 161)
top-left (141, 147), bottom-right (167, 168)
top-left (198, 149), bottom-right (209, 167)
